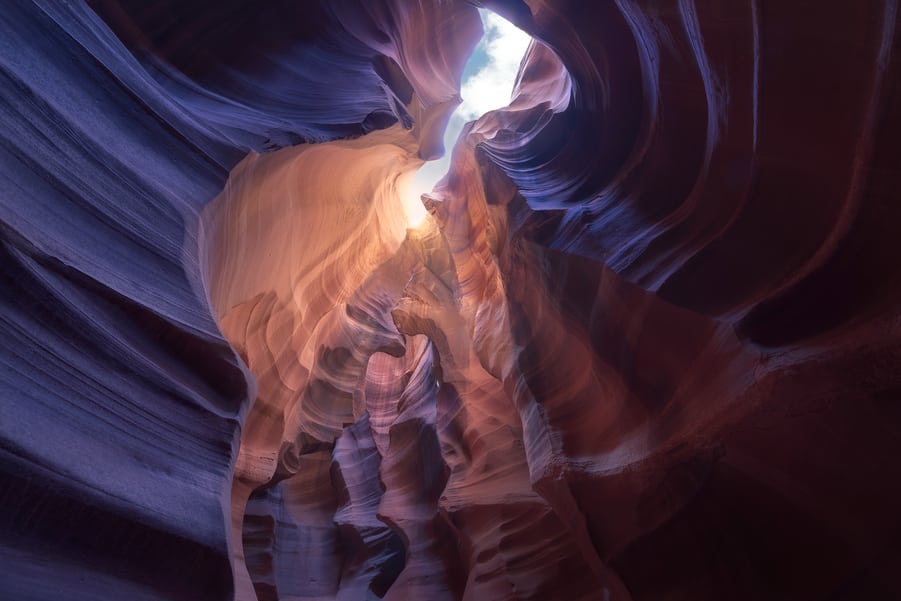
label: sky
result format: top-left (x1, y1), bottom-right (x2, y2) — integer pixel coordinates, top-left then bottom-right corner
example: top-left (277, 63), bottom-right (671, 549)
top-left (404, 9), bottom-right (531, 226)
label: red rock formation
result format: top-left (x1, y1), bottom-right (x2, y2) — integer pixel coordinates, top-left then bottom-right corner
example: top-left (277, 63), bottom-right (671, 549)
top-left (2, 1), bottom-right (900, 600)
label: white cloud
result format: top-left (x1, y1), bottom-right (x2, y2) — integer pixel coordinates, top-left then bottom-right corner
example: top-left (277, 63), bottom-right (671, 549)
top-left (404, 9), bottom-right (530, 226)
top-left (459, 11), bottom-right (532, 121)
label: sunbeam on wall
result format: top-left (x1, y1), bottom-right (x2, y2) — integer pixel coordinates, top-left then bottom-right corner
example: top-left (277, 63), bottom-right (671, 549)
top-left (402, 9), bottom-right (531, 227)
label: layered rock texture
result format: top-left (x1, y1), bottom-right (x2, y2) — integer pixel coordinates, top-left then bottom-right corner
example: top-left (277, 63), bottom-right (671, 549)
top-left (2, 1), bottom-right (900, 600)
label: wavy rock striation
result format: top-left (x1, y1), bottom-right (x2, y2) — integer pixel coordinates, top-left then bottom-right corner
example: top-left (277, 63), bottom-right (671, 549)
top-left (2, 1), bottom-right (900, 600)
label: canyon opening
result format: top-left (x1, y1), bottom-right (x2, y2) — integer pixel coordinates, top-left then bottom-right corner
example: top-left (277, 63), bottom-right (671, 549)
top-left (2, 2), bottom-right (900, 601)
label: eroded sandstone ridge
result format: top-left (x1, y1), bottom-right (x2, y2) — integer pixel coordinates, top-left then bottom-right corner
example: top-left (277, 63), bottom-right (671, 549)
top-left (2, 1), bottom-right (900, 600)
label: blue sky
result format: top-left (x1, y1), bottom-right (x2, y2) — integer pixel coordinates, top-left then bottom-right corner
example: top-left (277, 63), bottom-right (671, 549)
top-left (404, 9), bottom-right (530, 225)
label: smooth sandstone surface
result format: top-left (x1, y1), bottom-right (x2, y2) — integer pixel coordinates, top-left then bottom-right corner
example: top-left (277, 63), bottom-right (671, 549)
top-left (2, 1), bottom-right (900, 600)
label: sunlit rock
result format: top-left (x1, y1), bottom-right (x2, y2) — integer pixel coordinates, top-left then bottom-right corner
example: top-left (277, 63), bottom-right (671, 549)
top-left (2, 1), bottom-right (900, 600)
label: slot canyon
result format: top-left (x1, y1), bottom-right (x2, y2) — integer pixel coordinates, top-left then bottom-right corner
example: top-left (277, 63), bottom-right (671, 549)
top-left (2, 1), bottom-right (900, 600)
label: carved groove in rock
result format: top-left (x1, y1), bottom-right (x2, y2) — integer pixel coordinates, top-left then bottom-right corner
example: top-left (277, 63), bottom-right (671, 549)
top-left (1, 1), bottom-right (900, 600)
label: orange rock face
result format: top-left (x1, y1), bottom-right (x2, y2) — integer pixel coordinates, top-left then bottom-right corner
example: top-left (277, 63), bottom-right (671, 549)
top-left (2, 1), bottom-right (901, 600)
